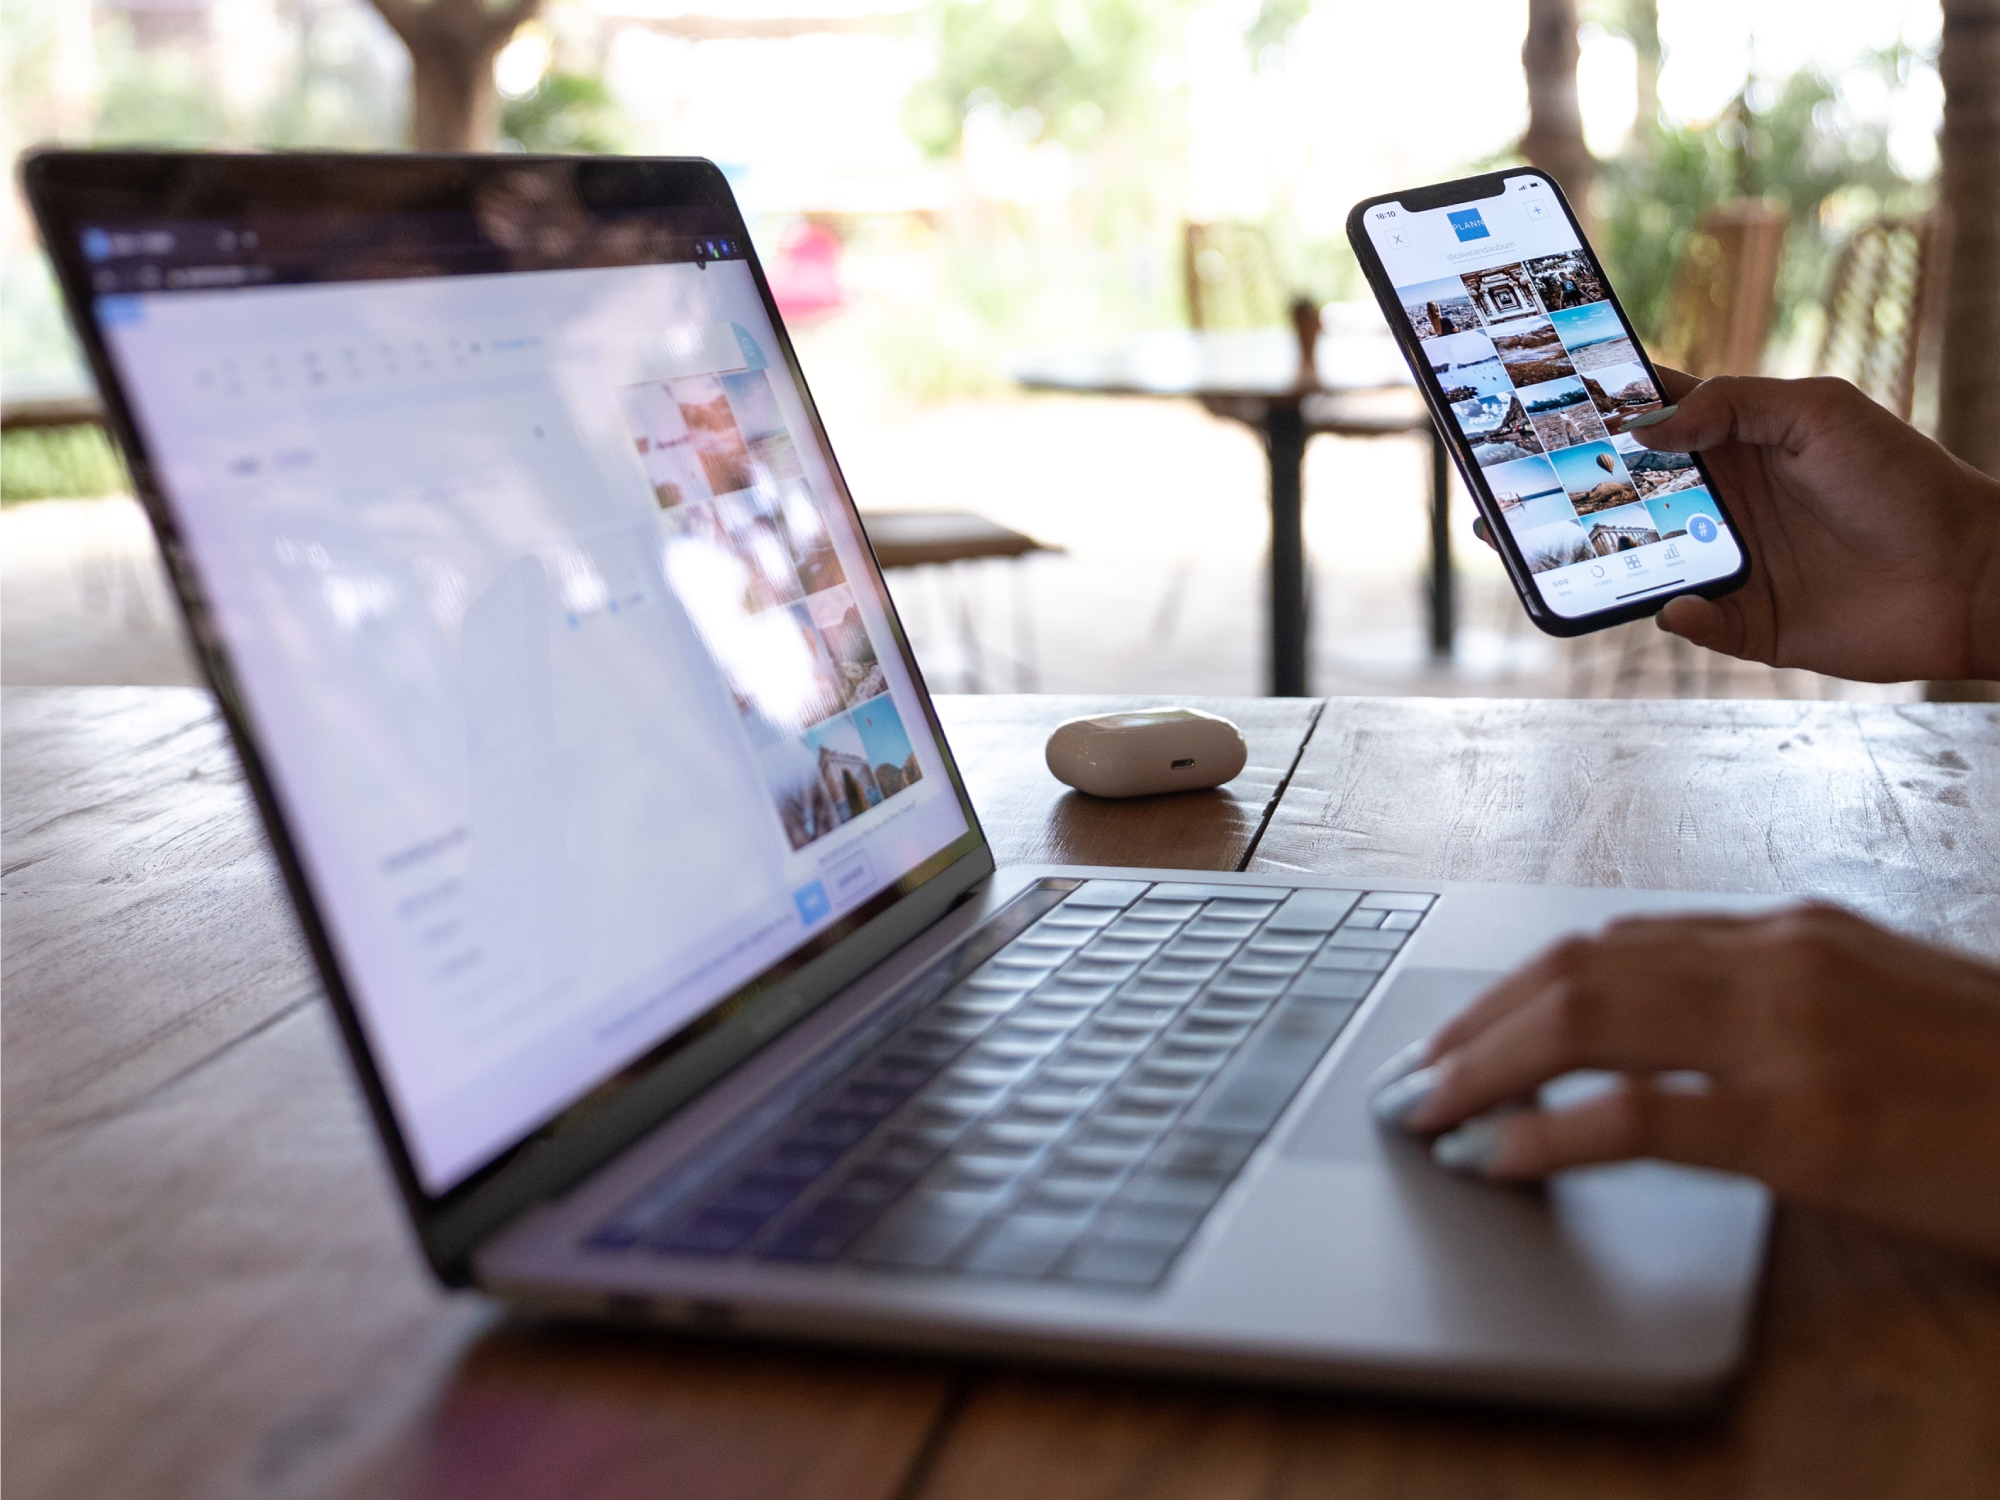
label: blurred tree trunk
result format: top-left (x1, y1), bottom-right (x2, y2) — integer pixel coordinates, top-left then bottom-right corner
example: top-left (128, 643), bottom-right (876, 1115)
top-left (1621, 0), bottom-right (1661, 136)
top-left (368, 0), bottom-right (542, 150)
top-left (1520, 0), bottom-right (1597, 233)
top-left (1936, 0), bottom-right (2000, 480)
top-left (1925, 0), bottom-right (2000, 700)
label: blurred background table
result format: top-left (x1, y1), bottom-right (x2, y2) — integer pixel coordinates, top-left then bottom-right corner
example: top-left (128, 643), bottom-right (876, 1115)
top-left (1010, 328), bottom-right (1448, 696)
top-left (6, 687), bottom-right (1998, 1500)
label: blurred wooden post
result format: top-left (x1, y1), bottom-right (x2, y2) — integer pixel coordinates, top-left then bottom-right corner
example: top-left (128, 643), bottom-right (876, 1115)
top-left (1520, 0), bottom-right (1596, 234)
top-left (367, 0), bottom-right (543, 150)
top-left (1926, 0), bottom-right (2000, 701)
top-left (1936, 0), bottom-right (2000, 480)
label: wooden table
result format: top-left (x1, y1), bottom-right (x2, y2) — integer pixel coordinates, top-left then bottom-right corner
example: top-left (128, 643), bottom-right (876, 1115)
top-left (6, 687), bottom-right (1999, 1500)
top-left (1010, 329), bottom-right (1451, 695)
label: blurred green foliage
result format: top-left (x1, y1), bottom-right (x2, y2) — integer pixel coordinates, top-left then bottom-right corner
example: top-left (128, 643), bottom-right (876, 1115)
top-left (1, 426), bottom-right (130, 504)
top-left (1593, 45), bottom-right (1933, 349)
top-left (502, 72), bottom-right (628, 155)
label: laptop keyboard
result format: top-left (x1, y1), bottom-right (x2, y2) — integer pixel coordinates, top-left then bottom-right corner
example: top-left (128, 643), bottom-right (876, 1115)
top-left (587, 879), bottom-right (1434, 1289)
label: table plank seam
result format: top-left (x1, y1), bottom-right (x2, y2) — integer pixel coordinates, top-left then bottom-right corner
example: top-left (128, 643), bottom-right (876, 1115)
top-left (1234, 698), bottom-right (1324, 873)
top-left (30, 989), bottom-right (319, 1146)
top-left (884, 1364), bottom-right (983, 1500)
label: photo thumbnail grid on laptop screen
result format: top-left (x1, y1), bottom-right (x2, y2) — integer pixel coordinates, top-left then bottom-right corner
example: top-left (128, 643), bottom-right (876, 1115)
top-left (1361, 176), bottom-right (1743, 617)
top-left (83, 206), bottom-right (971, 1193)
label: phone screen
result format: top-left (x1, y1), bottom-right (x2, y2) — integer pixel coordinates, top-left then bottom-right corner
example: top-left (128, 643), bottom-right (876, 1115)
top-left (1358, 174), bottom-right (1744, 619)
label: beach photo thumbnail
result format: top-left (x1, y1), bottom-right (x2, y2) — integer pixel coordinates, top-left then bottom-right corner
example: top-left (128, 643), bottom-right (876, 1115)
top-left (1625, 446), bottom-right (1704, 500)
top-left (1424, 330), bottom-right (1508, 402)
top-left (1461, 262), bottom-right (1539, 323)
top-left (1485, 452), bottom-right (1575, 529)
top-left (1518, 375), bottom-right (1609, 449)
top-left (1455, 392), bottom-right (1542, 466)
top-left (852, 693), bottom-right (923, 797)
top-left (1399, 275), bottom-right (1481, 339)
top-left (1644, 486), bottom-right (1722, 539)
top-left (1435, 359), bottom-right (1513, 403)
top-left (806, 583), bottom-right (886, 707)
top-left (1524, 251), bottom-right (1606, 310)
top-left (1549, 301), bottom-right (1640, 373)
top-left (1584, 501), bottom-right (1662, 556)
top-left (1550, 440), bottom-right (1641, 516)
top-left (1584, 361), bottom-right (1661, 419)
top-left (1513, 518), bottom-right (1596, 574)
top-left (1489, 317), bottom-right (1577, 386)
top-left (1424, 329), bottom-right (1496, 371)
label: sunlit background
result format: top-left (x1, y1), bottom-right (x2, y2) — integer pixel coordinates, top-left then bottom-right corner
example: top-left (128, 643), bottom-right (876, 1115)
top-left (0, 0), bottom-right (1965, 700)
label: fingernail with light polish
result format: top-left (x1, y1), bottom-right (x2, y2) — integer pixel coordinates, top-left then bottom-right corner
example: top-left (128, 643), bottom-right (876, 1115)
top-left (1365, 1037), bottom-right (1432, 1095)
top-left (1432, 1116), bottom-right (1507, 1175)
top-left (1617, 402), bottom-right (1679, 430)
top-left (1369, 1065), bottom-right (1441, 1131)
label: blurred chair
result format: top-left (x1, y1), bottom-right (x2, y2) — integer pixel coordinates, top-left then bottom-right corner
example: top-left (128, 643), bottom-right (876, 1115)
top-left (859, 510), bottom-right (1058, 692)
top-left (1813, 214), bottom-right (1941, 421)
top-left (1652, 199), bottom-right (1790, 377)
top-left (1183, 222), bottom-right (1289, 330)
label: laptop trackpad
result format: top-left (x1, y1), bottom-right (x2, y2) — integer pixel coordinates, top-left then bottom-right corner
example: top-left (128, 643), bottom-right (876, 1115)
top-left (1281, 967), bottom-right (1501, 1164)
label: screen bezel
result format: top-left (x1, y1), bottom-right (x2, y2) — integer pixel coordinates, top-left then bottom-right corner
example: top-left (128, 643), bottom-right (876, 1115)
top-left (1346, 168), bottom-right (1752, 637)
top-left (21, 149), bottom-right (996, 1281)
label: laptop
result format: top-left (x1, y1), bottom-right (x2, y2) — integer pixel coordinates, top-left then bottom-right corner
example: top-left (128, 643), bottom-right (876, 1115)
top-left (26, 152), bottom-right (1772, 1413)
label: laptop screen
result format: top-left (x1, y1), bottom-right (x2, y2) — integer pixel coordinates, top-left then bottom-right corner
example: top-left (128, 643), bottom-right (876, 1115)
top-left (81, 180), bottom-right (976, 1194)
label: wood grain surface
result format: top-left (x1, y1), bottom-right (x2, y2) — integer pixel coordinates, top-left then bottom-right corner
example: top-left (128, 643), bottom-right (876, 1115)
top-left (1250, 697), bottom-right (2000, 955)
top-left (6, 689), bottom-right (1998, 1500)
top-left (0, 688), bottom-right (1311, 1500)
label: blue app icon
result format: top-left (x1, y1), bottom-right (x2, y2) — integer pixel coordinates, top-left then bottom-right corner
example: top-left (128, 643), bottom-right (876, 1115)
top-left (1448, 209), bottom-right (1490, 242)
top-left (1688, 514), bottom-right (1718, 543)
top-left (794, 880), bottom-right (831, 924)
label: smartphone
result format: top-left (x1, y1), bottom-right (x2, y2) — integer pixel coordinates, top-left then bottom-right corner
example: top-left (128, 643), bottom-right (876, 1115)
top-left (1347, 169), bottom-right (1750, 636)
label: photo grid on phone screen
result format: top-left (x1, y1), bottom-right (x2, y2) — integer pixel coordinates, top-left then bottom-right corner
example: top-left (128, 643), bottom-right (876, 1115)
top-left (618, 363), bottom-right (922, 853)
top-left (1398, 250), bottom-right (1715, 575)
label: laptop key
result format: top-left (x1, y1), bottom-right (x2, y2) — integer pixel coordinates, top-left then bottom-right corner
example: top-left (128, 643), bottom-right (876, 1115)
top-left (646, 1207), bottom-right (766, 1256)
top-left (1288, 968), bottom-right (1375, 1001)
top-left (759, 1197), bottom-right (882, 1262)
top-left (1356, 891), bottom-right (1435, 911)
top-left (1325, 928), bottom-right (1406, 951)
top-left (1059, 1237), bottom-right (1178, 1287)
top-left (1381, 909), bottom-right (1423, 931)
top-left (1148, 883), bottom-right (1292, 903)
top-left (1091, 1204), bottom-right (1205, 1248)
top-left (1151, 1126), bottom-right (1260, 1180)
top-left (1116, 1170), bottom-right (1229, 1214)
top-left (1309, 946), bottom-right (1393, 972)
top-left (1065, 880), bottom-right (1151, 908)
top-left (855, 1210), bottom-right (988, 1270)
top-left (960, 1221), bottom-right (1086, 1277)
top-left (1265, 889), bottom-right (1362, 931)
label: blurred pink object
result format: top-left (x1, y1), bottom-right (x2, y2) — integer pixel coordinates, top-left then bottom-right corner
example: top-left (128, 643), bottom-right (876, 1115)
top-left (766, 220), bottom-right (845, 324)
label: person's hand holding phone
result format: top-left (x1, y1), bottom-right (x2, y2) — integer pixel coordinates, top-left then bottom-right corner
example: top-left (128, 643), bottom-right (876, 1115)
top-left (1619, 371), bottom-right (2000, 682)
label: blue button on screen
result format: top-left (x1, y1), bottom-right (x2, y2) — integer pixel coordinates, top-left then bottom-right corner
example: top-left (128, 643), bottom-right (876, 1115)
top-left (1688, 514), bottom-right (1718, 543)
top-left (794, 880), bottom-right (831, 924)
